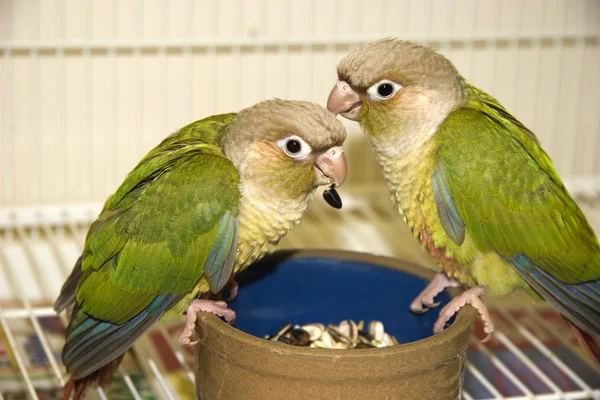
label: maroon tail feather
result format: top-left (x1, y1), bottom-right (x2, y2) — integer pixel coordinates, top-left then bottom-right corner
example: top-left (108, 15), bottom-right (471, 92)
top-left (569, 321), bottom-right (600, 372)
top-left (61, 354), bottom-right (124, 400)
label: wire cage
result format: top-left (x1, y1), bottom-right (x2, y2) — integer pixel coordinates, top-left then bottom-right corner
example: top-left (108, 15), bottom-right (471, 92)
top-left (1, 0), bottom-right (599, 399)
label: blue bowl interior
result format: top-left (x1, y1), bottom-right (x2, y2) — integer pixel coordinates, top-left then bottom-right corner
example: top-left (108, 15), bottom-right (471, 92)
top-left (229, 256), bottom-right (452, 343)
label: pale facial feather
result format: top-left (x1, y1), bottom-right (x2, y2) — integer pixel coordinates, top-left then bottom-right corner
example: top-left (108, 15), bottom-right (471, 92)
top-left (224, 99), bottom-right (346, 170)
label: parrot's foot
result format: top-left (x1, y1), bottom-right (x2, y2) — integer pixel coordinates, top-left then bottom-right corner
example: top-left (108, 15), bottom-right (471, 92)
top-left (224, 278), bottom-right (239, 302)
top-left (410, 273), bottom-right (461, 314)
top-left (177, 300), bottom-right (236, 347)
top-left (433, 286), bottom-right (494, 342)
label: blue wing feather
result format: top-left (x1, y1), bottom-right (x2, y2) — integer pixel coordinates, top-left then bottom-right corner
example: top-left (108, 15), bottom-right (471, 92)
top-left (432, 167), bottom-right (465, 246)
top-left (62, 294), bottom-right (179, 379)
top-left (204, 211), bottom-right (238, 293)
top-left (511, 254), bottom-right (600, 340)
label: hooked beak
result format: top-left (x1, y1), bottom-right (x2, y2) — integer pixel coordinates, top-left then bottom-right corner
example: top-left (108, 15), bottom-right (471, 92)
top-left (314, 146), bottom-right (347, 188)
top-left (327, 80), bottom-right (362, 121)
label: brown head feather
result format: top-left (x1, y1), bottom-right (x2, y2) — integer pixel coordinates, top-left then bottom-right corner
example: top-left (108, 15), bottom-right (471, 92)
top-left (223, 99), bottom-right (347, 200)
top-left (337, 38), bottom-right (462, 94)
top-left (225, 99), bottom-right (346, 164)
top-left (335, 38), bottom-right (465, 144)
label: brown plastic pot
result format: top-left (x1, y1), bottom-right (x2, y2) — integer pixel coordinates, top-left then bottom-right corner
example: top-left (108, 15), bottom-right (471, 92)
top-left (194, 249), bottom-right (476, 400)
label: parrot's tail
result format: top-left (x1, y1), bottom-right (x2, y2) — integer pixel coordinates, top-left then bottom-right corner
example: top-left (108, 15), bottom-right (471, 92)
top-left (54, 256), bottom-right (83, 315)
top-left (511, 254), bottom-right (599, 368)
top-left (568, 321), bottom-right (600, 372)
top-left (61, 354), bottom-right (124, 400)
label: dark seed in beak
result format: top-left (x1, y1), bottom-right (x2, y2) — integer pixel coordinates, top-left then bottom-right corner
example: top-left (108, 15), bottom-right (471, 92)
top-left (323, 185), bottom-right (342, 209)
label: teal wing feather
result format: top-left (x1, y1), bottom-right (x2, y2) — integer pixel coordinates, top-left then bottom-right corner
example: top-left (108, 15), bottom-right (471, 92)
top-left (62, 295), bottom-right (177, 378)
top-left (432, 166), bottom-right (465, 246)
top-left (511, 254), bottom-right (600, 338)
top-left (432, 92), bottom-right (600, 338)
top-left (56, 115), bottom-right (241, 378)
top-left (204, 210), bottom-right (238, 293)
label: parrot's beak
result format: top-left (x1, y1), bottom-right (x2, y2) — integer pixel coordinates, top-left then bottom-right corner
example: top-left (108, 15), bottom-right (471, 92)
top-left (314, 146), bottom-right (347, 188)
top-left (327, 80), bottom-right (362, 121)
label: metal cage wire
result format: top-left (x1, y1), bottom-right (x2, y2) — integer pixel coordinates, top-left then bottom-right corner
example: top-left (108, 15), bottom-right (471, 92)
top-left (1, 0), bottom-right (599, 399)
top-left (1, 0), bottom-right (599, 206)
top-left (1, 196), bottom-right (600, 400)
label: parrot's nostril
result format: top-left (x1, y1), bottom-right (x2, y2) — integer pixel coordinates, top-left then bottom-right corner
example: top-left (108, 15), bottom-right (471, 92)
top-left (338, 81), bottom-right (351, 93)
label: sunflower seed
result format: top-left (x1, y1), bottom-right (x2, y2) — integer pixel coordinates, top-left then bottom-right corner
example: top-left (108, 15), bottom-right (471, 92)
top-left (381, 333), bottom-right (394, 347)
top-left (320, 330), bottom-right (334, 348)
top-left (267, 322), bottom-right (292, 342)
top-left (290, 328), bottom-right (311, 346)
top-left (332, 342), bottom-right (349, 349)
top-left (323, 185), bottom-right (342, 209)
top-left (327, 326), bottom-right (353, 346)
top-left (338, 320), bottom-right (358, 344)
top-left (264, 319), bottom-right (400, 350)
top-left (357, 320), bottom-right (365, 331)
top-left (359, 330), bottom-right (374, 343)
top-left (302, 323), bottom-right (325, 341)
top-left (368, 321), bottom-right (385, 342)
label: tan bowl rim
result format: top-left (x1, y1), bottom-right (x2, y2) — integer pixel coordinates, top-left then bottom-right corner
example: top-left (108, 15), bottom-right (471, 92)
top-left (196, 249), bottom-right (477, 363)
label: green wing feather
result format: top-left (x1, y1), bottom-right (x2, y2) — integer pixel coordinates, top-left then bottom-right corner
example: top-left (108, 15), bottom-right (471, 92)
top-left (434, 85), bottom-right (600, 285)
top-left (55, 114), bottom-right (241, 378)
top-left (76, 115), bottom-right (240, 325)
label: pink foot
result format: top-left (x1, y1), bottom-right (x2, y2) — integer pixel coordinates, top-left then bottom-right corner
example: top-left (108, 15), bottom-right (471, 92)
top-left (224, 278), bottom-right (239, 302)
top-left (410, 273), bottom-right (460, 314)
top-left (433, 286), bottom-right (494, 342)
top-left (177, 299), bottom-right (236, 347)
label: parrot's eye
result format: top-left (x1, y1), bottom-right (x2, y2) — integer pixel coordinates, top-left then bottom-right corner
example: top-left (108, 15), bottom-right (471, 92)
top-left (378, 84), bottom-right (393, 97)
top-left (367, 79), bottom-right (402, 101)
top-left (277, 135), bottom-right (312, 159)
top-left (286, 140), bottom-right (301, 153)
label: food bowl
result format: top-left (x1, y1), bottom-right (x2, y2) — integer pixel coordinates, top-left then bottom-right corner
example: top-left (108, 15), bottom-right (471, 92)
top-left (194, 249), bottom-right (476, 400)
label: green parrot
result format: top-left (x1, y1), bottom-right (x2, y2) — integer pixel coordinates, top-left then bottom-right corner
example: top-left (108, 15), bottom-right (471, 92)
top-left (54, 99), bottom-right (348, 399)
top-left (326, 38), bottom-right (599, 364)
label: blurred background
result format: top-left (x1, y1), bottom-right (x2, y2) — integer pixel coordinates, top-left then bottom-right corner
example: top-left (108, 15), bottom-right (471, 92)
top-left (0, 1), bottom-right (599, 399)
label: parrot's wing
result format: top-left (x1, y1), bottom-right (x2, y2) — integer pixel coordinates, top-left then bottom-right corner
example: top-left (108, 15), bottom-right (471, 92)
top-left (61, 140), bottom-right (240, 377)
top-left (433, 100), bottom-right (600, 337)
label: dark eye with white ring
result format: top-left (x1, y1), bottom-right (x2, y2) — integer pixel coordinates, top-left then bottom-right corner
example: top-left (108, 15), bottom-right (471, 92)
top-left (367, 79), bottom-right (403, 101)
top-left (277, 135), bottom-right (312, 159)
top-left (286, 139), bottom-right (301, 153)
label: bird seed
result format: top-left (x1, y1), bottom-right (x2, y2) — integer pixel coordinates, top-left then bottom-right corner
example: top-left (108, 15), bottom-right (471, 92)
top-left (264, 320), bottom-right (399, 349)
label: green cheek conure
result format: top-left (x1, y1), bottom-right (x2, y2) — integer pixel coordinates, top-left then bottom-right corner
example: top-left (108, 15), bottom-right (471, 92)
top-left (55, 100), bottom-right (348, 399)
top-left (327, 38), bottom-right (599, 368)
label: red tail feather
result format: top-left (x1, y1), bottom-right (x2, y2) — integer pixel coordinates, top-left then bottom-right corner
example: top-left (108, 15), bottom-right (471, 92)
top-left (568, 322), bottom-right (600, 372)
top-left (61, 354), bottom-right (125, 400)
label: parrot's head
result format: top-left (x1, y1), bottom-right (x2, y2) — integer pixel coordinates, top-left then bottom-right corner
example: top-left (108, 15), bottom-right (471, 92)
top-left (224, 99), bottom-right (348, 204)
top-left (326, 38), bottom-right (464, 143)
